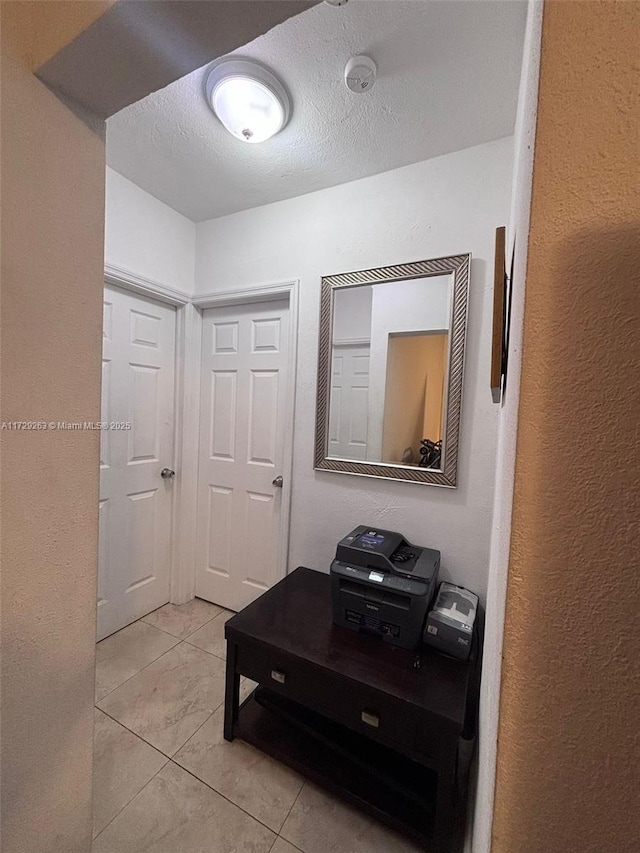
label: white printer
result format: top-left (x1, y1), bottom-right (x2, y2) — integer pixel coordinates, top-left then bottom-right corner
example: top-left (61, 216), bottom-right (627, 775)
top-left (423, 582), bottom-right (479, 661)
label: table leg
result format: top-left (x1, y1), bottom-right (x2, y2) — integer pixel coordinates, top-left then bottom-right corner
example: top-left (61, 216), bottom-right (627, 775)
top-left (223, 640), bottom-right (240, 742)
top-left (431, 741), bottom-right (461, 853)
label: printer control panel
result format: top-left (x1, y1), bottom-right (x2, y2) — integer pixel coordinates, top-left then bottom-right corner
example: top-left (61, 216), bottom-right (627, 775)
top-left (354, 530), bottom-right (419, 567)
top-left (357, 531), bottom-right (387, 549)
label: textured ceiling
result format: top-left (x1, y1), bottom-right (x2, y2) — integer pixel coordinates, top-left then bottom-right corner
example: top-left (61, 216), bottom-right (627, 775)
top-left (106, 0), bottom-right (527, 222)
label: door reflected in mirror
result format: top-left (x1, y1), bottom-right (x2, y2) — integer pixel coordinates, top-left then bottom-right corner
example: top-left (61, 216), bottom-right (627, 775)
top-left (328, 276), bottom-right (451, 469)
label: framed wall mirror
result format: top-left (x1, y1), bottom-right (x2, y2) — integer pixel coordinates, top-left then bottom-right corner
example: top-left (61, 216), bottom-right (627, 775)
top-left (314, 254), bottom-right (470, 487)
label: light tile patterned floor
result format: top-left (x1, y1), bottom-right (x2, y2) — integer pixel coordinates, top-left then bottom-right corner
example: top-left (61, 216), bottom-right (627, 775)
top-left (92, 599), bottom-right (424, 852)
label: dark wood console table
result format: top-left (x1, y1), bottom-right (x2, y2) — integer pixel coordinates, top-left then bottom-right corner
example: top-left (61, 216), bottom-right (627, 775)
top-left (224, 567), bottom-right (479, 852)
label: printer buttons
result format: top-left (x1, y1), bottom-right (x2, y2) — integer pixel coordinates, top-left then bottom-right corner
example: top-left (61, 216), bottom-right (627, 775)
top-left (270, 670), bottom-right (286, 685)
top-left (361, 710), bottom-right (380, 729)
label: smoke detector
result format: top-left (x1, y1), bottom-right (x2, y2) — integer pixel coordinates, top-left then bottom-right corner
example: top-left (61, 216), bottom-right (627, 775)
top-left (344, 55), bottom-right (377, 93)
top-left (324, 0), bottom-right (349, 6)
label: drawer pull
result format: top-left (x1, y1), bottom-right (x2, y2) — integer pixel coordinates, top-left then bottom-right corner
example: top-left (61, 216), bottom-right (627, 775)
top-left (361, 710), bottom-right (380, 728)
top-left (270, 670), bottom-right (286, 684)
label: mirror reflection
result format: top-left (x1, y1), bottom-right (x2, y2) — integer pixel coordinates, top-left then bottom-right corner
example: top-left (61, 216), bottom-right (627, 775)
top-left (328, 275), bottom-right (452, 469)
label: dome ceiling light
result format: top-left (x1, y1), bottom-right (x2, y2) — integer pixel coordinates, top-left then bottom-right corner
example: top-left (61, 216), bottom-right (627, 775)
top-left (205, 58), bottom-right (291, 144)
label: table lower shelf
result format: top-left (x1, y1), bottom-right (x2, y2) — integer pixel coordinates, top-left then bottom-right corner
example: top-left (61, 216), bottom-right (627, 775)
top-left (235, 687), bottom-right (439, 847)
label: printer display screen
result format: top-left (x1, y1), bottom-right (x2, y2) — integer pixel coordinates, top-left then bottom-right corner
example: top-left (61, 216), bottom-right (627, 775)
top-left (358, 532), bottom-right (385, 549)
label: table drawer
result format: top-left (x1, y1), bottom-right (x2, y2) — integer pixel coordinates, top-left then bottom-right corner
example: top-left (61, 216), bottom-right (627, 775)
top-left (235, 641), bottom-right (418, 752)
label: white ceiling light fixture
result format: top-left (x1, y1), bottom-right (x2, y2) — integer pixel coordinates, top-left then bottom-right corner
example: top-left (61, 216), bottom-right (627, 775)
top-left (205, 58), bottom-right (291, 144)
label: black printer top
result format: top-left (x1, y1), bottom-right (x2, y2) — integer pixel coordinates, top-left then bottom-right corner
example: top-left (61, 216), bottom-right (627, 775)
top-left (340, 526), bottom-right (404, 558)
top-left (335, 525), bottom-right (440, 582)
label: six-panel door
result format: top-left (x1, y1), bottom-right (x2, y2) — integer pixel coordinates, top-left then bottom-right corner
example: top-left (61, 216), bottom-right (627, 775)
top-left (196, 300), bottom-right (289, 611)
top-left (98, 286), bottom-right (176, 640)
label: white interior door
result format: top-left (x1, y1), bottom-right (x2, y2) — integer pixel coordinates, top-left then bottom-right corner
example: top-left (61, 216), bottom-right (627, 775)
top-left (329, 343), bottom-right (370, 460)
top-left (98, 285), bottom-right (176, 640)
top-left (196, 299), bottom-right (289, 611)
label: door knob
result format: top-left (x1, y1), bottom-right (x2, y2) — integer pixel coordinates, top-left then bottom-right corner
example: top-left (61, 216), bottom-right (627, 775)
top-left (272, 475), bottom-right (283, 488)
top-left (160, 468), bottom-right (176, 479)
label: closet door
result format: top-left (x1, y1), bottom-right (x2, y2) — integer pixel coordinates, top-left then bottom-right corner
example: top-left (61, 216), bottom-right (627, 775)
top-left (98, 286), bottom-right (176, 640)
top-left (196, 300), bottom-right (289, 611)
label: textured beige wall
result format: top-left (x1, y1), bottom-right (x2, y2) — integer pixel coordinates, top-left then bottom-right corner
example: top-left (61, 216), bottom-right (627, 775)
top-left (0, 4), bottom-right (110, 851)
top-left (493, 3), bottom-right (640, 852)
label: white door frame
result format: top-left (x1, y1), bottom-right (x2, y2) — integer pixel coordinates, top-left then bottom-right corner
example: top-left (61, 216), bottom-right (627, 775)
top-left (104, 265), bottom-right (300, 606)
top-left (191, 280), bottom-right (299, 602)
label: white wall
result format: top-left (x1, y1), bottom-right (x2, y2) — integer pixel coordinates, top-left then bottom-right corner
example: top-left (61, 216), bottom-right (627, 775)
top-left (472, 3), bottom-right (543, 851)
top-left (333, 285), bottom-right (372, 343)
top-left (105, 167), bottom-right (195, 295)
top-left (195, 137), bottom-right (513, 599)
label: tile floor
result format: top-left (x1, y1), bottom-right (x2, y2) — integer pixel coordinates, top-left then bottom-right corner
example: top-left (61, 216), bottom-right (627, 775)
top-left (93, 598), bottom-right (424, 852)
